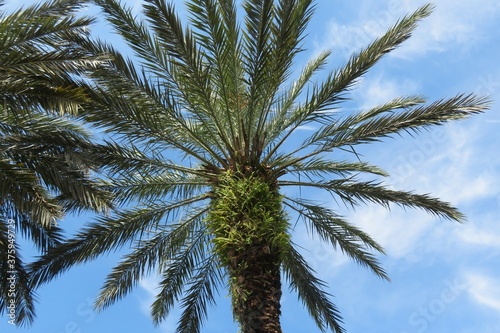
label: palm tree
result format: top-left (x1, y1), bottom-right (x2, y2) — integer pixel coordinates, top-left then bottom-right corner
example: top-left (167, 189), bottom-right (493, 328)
top-left (0, 0), bottom-right (113, 325)
top-left (31, 1), bottom-right (489, 332)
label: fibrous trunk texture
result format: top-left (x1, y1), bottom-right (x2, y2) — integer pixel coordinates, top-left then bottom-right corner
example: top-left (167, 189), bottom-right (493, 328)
top-left (207, 169), bottom-right (288, 333)
top-left (229, 242), bottom-right (282, 333)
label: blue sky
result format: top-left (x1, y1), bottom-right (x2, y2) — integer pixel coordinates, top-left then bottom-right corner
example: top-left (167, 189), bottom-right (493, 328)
top-left (2, 0), bottom-right (500, 332)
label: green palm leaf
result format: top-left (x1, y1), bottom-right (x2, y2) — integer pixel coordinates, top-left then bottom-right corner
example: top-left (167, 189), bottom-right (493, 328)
top-left (282, 244), bottom-right (345, 333)
top-left (0, 0), bottom-right (119, 324)
top-left (283, 197), bottom-right (388, 280)
top-left (28, 1), bottom-right (489, 332)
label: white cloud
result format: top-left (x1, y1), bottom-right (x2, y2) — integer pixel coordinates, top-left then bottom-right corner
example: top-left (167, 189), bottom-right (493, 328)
top-left (324, 21), bottom-right (380, 60)
top-left (421, 125), bottom-right (498, 205)
top-left (348, 206), bottom-right (434, 259)
top-left (322, 0), bottom-right (500, 60)
top-left (296, 125), bottom-right (318, 131)
top-left (465, 273), bottom-right (500, 312)
top-left (458, 225), bottom-right (500, 249)
top-left (383, 117), bottom-right (499, 206)
top-left (353, 75), bottom-right (420, 110)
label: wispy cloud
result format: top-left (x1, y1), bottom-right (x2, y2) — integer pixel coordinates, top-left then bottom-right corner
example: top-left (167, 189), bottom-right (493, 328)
top-left (353, 75), bottom-right (420, 110)
top-left (425, 125), bottom-right (498, 205)
top-left (347, 206), bottom-right (434, 259)
top-left (295, 125), bottom-right (318, 131)
top-left (322, 0), bottom-right (500, 60)
top-left (465, 273), bottom-right (500, 313)
top-left (458, 225), bottom-right (500, 249)
top-left (396, 0), bottom-right (500, 57)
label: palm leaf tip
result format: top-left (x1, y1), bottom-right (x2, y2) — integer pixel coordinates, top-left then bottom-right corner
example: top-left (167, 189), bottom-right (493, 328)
top-left (283, 245), bottom-right (345, 333)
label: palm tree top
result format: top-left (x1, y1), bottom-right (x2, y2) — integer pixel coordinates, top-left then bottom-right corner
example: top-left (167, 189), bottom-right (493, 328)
top-left (28, 1), bottom-right (489, 332)
top-left (83, 1), bottom-right (486, 175)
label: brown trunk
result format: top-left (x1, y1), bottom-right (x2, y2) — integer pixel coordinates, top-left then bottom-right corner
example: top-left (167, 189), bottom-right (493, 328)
top-left (207, 170), bottom-right (288, 332)
top-left (229, 242), bottom-right (282, 333)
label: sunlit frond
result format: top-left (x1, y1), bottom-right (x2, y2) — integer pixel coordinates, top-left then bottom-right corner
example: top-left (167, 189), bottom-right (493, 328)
top-left (281, 179), bottom-right (466, 222)
top-left (282, 244), bottom-right (345, 333)
top-left (150, 227), bottom-right (212, 326)
top-left (284, 197), bottom-right (388, 279)
top-left (95, 207), bottom-right (208, 310)
top-left (263, 4), bottom-right (435, 160)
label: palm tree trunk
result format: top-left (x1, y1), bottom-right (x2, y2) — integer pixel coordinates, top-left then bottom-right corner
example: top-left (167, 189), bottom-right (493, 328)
top-left (229, 242), bottom-right (282, 333)
top-left (207, 170), bottom-right (288, 332)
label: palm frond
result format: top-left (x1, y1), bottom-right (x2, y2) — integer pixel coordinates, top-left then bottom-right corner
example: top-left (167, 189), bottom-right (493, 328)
top-left (0, 158), bottom-right (62, 227)
top-left (283, 158), bottom-right (388, 179)
top-left (0, 0), bottom-right (105, 115)
top-left (281, 178), bottom-right (466, 222)
top-left (150, 227), bottom-right (212, 326)
top-left (262, 50), bottom-right (331, 159)
top-left (109, 171), bottom-right (210, 206)
top-left (282, 244), bottom-right (345, 333)
top-left (177, 253), bottom-right (223, 333)
top-left (0, 0), bottom-right (94, 51)
top-left (9, 214), bottom-right (64, 251)
top-left (274, 93), bottom-right (489, 175)
top-left (252, 0), bottom-right (315, 150)
top-left (95, 207), bottom-right (207, 310)
top-left (76, 15), bottom-right (230, 166)
top-left (284, 197), bottom-right (388, 280)
top-left (92, 0), bottom-right (167, 74)
top-left (1, 111), bottom-right (115, 215)
top-left (239, 0), bottom-right (275, 158)
top-left (93, 141), bottom-right (211, 178)
top-left (313, 94), bottom-right (489, 153)
top-left (29, 198), bottom-right (207, 287)
top-left (262, 4), bottom-right (435, 161)
top-left (187, 0), bottom-right (242, 150)
top-left (300, 95), bottom-right (427, 150)
top-left (143, 0), bottom-right (234, 160)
